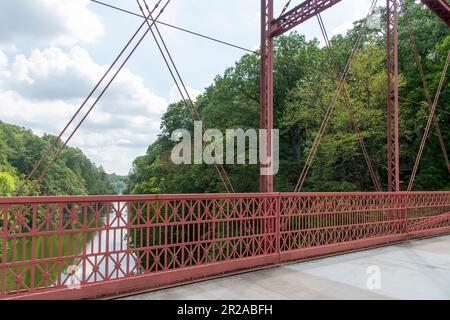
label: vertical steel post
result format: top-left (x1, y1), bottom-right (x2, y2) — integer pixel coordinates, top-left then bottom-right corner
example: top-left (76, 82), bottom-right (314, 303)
top-left (260, 0), bottom-right (274, 193)
top-left (0, 205), bottom-right (8, 295)
top-left (386, 0), bottom-right (400, 192)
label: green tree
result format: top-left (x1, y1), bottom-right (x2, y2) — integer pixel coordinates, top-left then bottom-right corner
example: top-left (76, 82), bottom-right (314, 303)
top-left (0, 121), bottom-right (115, 196)
top-left (0, 172), bottom-right (16, 196)
top-left (127, 2), bottom-right (450, 195)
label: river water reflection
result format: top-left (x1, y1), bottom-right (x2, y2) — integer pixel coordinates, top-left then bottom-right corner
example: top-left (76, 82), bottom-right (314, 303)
top-left (64, 202), bottom-right (137, 285)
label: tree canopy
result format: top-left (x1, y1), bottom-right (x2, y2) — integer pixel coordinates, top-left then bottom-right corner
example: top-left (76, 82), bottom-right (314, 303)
top-left (0, 121), bottom-right (114, 196)
top-left (127, 1), bottom-right (450, 194)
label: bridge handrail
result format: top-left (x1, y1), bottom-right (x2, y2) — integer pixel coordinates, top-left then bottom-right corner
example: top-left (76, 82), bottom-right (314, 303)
top-left (1, 191), bottom-right (450, 204)
top-left (1, 191), bottom-right (450, 300)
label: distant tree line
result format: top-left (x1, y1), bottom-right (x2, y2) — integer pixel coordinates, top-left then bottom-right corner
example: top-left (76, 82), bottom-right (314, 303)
top-left (0, 121), bottom-right (115, 196)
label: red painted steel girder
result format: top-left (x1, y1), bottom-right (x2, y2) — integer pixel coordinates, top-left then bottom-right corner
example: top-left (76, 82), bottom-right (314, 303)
top-left (261, 0), bottom-right (275, 193)
top-left (1, 192), bottom-right (450, 300)
top-left (386, 0), bottom-right (401, 192)
top-left (421, 0), bottom-right (450, 27)
top-left (271, 0), bottom-right (343, 37)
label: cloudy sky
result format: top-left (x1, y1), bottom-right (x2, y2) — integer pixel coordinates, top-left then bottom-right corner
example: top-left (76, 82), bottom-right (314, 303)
top-left (0, 0), bottom-right (375, 175)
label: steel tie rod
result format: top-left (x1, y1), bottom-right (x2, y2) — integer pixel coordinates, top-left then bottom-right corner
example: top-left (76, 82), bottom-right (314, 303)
top-left (23, 0), bottom-right (172, 196)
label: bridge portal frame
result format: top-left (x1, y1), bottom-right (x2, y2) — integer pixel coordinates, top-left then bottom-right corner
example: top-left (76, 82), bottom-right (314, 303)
top-left (260, 0), bottom-right (402, 193)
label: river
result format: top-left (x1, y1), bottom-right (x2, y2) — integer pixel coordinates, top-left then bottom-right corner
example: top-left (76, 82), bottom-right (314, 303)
top-left (5, 202), bottom-right (137, 291)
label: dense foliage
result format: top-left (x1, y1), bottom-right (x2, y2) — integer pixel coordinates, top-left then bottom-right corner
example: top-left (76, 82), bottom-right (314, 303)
top-left (0, 122), bottom-right (116, 288)
top-left (107, 173), bottom-right (128, 195)
top-left (0, 121), bottom-right (114, 196)
top-left (127, 1), bottom-right (450, 194)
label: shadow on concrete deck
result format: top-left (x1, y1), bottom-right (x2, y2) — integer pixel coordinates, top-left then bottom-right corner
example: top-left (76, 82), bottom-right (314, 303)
top-left (120, 235), bottom-right (450, 300)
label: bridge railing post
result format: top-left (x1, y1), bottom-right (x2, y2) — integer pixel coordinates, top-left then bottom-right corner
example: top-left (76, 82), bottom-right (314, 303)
top-left (0, 204), bottom-right (8, 297)
top-left (275, 193), bottom-right (281, 264)
top-left (403, 194), bottom-right (410, 239)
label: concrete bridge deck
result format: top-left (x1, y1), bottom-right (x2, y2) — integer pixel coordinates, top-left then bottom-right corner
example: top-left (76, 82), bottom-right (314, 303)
top-left (121, 235), bottom-right (450, 300)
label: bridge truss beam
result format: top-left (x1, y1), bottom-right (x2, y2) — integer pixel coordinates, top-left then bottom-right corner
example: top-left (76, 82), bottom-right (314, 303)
top-left (386, 0), bottom-right (401, 192)
top-left (261, 0), bottom-right (345, 193)
top-left (260, 0), bottom-right (275, 193)
top-left (271, 0), bottom-right (343, 37)
top-left (261, 0), bottom-right (394, 193)
top-left (421, 0), bottom-right (450, 27)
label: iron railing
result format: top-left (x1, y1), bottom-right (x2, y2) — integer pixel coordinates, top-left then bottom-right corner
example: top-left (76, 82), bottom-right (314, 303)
top-left (1, 192), bottom-right (449, 299)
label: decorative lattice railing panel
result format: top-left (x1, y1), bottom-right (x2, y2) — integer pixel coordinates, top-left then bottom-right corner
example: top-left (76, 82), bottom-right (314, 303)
top-left (1, 192), bottom-right (449, 299)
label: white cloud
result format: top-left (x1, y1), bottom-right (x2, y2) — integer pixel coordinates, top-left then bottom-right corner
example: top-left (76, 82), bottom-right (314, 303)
top-left (0, 46), bottom-right (168, 175)
top-left (169, 85), bottom-right (202, 103)
top-left (330, 0), bottom-right (375, 37)
top-left (0, 0), bottom-right (382, 176)
top-left (0, 0), bottom-right (104, 45)
top-left (0, 50), bottom-right (7, 69)
top-left (0, 50), bottom-right (8, 80)
top-left (0, 90), bottom-right (75, 127)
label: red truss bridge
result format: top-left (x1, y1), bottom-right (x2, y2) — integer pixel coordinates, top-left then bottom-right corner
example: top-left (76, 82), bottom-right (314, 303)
top-left (0, 0), bottom-right (449, 299)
